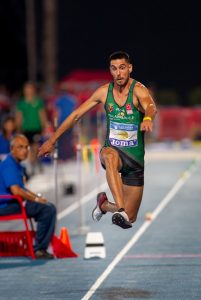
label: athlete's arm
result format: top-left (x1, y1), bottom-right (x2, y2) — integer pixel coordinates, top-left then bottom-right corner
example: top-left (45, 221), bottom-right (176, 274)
top-left (38, 85), bottom-right (108, 157)
top-left (134, 82), bottom-right (157, 132)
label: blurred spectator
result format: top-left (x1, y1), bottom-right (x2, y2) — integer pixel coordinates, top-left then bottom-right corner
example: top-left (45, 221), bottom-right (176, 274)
top-left (0, 134), bottom-right (56, 259)
top-left (0, 85), bottom-right (11, 120)
top-left (54, 83), bottom-right (76, 160)
top-left (190, 125), bottom-right (201, 141)
top-left (15, 82), bottom-right (48, 175)
top-left (0, 116), bottom-right (16, 161)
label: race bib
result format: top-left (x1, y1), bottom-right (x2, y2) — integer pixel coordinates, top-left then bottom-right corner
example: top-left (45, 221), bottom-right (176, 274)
top-left (109, 121), bottom-right (138, 147)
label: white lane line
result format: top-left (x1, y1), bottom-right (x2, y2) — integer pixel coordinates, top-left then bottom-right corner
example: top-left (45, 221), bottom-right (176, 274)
top-left (81, 160), bottom-right (200, 300)
top-left (57, 182), bottom-right (108, 220)
top-left (124, 254), bottom-right (201, 259)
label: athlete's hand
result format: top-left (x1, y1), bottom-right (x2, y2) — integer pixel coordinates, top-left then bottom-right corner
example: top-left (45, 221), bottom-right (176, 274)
top-left (38, 139), bottom-right (55, 157)
top-left (140, 120), bottom-right (153, 132)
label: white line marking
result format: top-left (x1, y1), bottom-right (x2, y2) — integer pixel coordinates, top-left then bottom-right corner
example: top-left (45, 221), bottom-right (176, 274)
top-left (57, 182), bottom-right (108, 220)
top-left (81, 160), bottom-right (200, 300)
top-left (124, 254), bottom-right (201, 259)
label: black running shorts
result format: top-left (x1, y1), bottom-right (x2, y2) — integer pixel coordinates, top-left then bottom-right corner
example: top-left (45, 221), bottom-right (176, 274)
top-left (101, 147), bottom-right (144, 186)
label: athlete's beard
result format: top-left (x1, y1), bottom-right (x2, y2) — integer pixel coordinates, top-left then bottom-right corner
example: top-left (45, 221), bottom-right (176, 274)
top-left (116, 76), bottom-right (129, 89)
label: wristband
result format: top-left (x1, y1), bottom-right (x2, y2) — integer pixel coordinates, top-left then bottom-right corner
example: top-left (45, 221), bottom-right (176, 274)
top-left (143, 116), bottom-right (152, 122)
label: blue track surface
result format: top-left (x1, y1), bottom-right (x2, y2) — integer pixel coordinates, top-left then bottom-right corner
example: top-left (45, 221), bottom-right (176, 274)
top-left (0, 153), bottom-right (201, 300)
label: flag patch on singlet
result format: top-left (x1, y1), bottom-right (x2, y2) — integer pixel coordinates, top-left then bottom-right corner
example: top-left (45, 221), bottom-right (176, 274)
top-left (109, 121), bottom-right (138, 147)
top-left (108, 104), bottom-right (114, 112)
top-left (126, 104), bottom-right (133, 115)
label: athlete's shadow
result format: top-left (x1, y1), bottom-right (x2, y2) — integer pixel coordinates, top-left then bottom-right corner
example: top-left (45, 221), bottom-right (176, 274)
top-left (97, 287), bottom-right (154, 299)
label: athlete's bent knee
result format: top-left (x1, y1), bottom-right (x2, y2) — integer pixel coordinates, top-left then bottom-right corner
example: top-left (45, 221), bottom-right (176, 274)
top-left (104, 153), bottom-right (119, 168)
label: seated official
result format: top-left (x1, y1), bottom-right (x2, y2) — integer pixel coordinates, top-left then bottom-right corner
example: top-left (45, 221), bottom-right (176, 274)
top-left (0, 134), bottom-right (56, 259)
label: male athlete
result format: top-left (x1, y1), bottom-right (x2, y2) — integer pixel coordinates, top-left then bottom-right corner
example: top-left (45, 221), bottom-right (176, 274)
top-left (38, 51), bottom-right (157, 229)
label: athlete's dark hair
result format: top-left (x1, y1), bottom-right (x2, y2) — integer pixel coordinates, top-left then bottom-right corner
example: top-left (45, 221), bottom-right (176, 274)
top-left (109, 51), bottom-right (131, 64)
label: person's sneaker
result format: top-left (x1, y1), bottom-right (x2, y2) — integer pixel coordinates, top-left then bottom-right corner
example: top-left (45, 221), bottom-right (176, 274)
top-left (92, 192), bottom-right (108, 221)
top-left (34, 249), bottom-right (54, 259)
top-left (112, 209), bottom-right (132, 229)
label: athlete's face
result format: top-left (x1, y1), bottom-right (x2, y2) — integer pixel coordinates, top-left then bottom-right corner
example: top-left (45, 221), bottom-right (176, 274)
top-left (110, 58), bottom-right (132, 87)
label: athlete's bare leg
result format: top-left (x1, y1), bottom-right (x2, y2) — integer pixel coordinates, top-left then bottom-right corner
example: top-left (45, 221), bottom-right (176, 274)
top-left (98, 147), bottom-right (143, 228)
top-left (100, 184), bottom-right (143, 220)
top-left (123, 184), bottom-right (144, 223)
top-left (100, 147), bottom-right (124, 210)
top-left (101, 199), bottom-right (117, 213)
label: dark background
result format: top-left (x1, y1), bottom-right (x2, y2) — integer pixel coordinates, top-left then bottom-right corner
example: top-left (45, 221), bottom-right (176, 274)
top-left (0, 0), bottom-right (201, 104)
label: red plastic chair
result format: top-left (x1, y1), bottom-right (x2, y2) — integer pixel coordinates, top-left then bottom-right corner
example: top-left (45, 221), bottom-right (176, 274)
top-left (0, 195), bottom-right (35, 259)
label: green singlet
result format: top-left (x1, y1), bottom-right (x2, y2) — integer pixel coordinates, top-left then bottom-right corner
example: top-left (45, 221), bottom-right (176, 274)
top-left (104, 80), bottom-right (145, 166)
